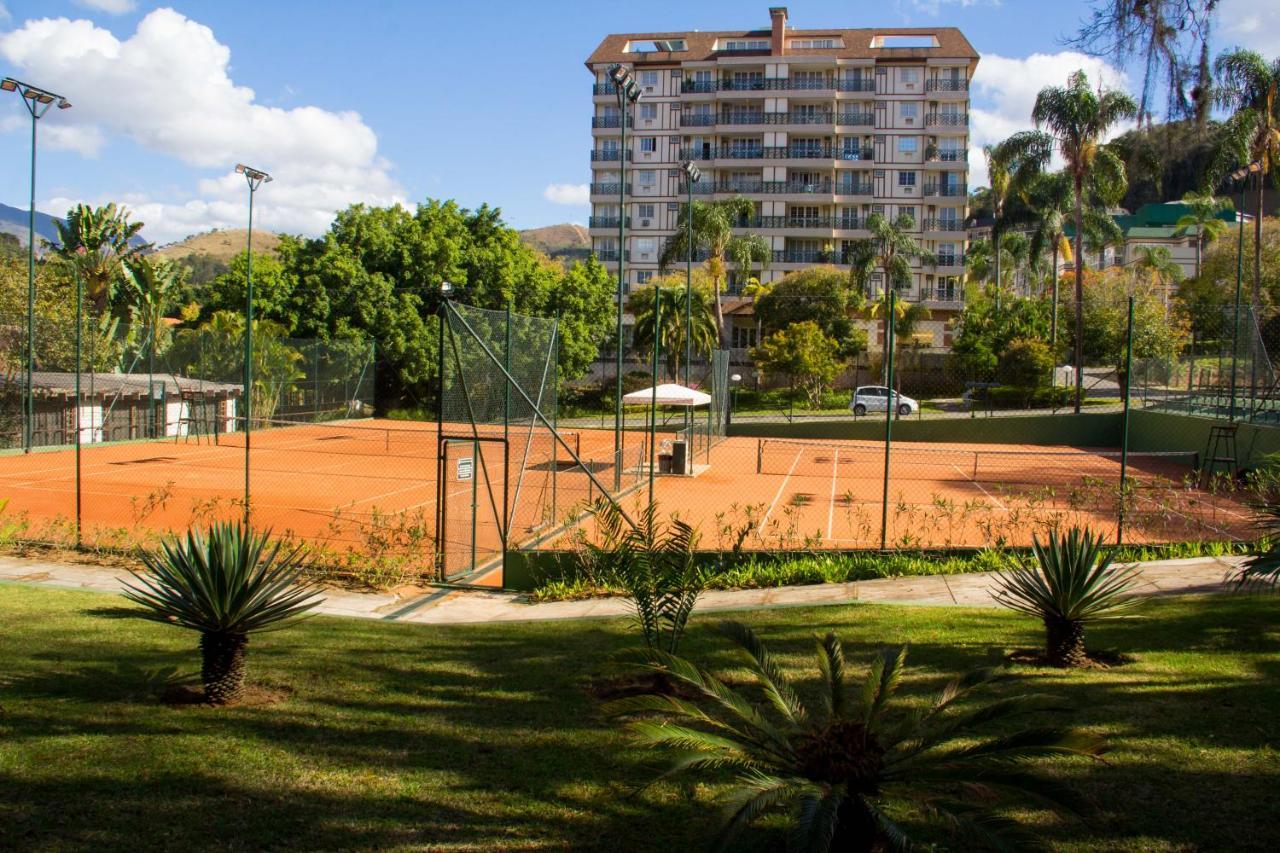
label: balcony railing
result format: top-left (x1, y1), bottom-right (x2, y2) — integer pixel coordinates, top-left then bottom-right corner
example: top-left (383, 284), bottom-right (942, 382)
top-left (925, 112), bottom-right (968, 127)
top-left (923, 183), bottom-right (968, 197)
top-left (773, 249), bottom-right (837, 263)
top-left (926, 78), bottom-right (969, 92)
top-left (590, 149), bottom-right (631, 162)
top-left (835, 181), bottom-right (874, 195)
top-left (588, 216), bottom-right (630, 229)
top-left (921, 289), bottom-right (962, 303)
top-left (592, 83), bottom-right (617, 96)
top-left (680, 77), bottom-right (877, 93)
top-left (680, 113), bottom-right (717, 126)
top-left (591, 115), bottom-right (625, 128)
top-left (594, 250), bottom-right (630, 262)
top-left (589, 182), bottom-right (631, 195)
top-left (717, 180), bottom-right (836, 194)
top-left (835, 111), bottom-right (875, 125)
top-left (837, 78), bottom-right (877, 92)
top-left (922, 219), bottom-right (965, 233)
top-left (681, 80), bottom-right (718, 94)
top-left (927, 150), bottom-right (966, 162)
top-left (679, 146), bottom-right (877, 161)
top-left (930, 254), bottom-right (962, 267)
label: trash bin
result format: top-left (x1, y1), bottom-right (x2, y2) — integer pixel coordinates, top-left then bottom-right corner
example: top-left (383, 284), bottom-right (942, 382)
top-left (658, 453), bottom-right (673, 474)
top-left (671, 440), bottom-right (688, 475)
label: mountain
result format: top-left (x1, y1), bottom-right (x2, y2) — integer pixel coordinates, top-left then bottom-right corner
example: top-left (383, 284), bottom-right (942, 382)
top-left (519, 223), bottom-right (590, 262)
top-left (0, 203), bottom-right (63, 252)
top-left (154, 228), bottom-right (282, 263)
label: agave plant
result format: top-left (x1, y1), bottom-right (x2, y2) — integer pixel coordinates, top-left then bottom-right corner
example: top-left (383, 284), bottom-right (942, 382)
top-left (992, 527), bottom-right (1142, 667)
top-left (609, 622), bottom-right (1104, 851)
top-left (123, 523), bottom-right (324, 704)
top-left (584, 499), bottom-right (706, 656)
top-left (1235, 484), bottom-right (1280, 591)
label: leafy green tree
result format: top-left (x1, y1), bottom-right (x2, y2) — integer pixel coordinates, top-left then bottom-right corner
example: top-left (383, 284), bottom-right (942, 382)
top-left (1129, 244), bottom-right (1183, 294)
top-left (546, 255), bottom-right (615, 383)
top-left (1211, 48), bottom-right (1280, 312)
top-left (950, 289), bottom-right (1053, 380)
top-left (609, 621), bottom-right (1105, 851)
top-left (1175, 190), bottom-right (1233, 278)
top-left (193, 250), bottom-right (293, 327)
top-left (894, 301), bottom-right (933, 344)
top-left (1067, 268), bottom-right (1189, 377)
top-left (626, 280), bottom-right (716, 381)
top-left (52, 202), bottom-right (146, 316)
top-left (1034, 70), bottom-right (1138, 411)
top-left (0, 232), bottom-right (22, 259)
top-left (998, 337), bottom-right (1055, 391)
top-left (752, 267), bottom-right (864, 358)
top-left (1193, 216), bottom-right (1280, 313)
top-left (750, 321), bottom-right (841, 406)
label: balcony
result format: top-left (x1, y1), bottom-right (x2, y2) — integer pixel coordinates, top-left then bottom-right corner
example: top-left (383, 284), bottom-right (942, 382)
top-left (923, 183), bottom-right (968, 197)
top-left (715, 180), bottom-right (836, 195)
top-left (680, 113), bottom-right (718, 127)
top-left (835, 111), bottom-right (875, 126)
top-left (590, 150), bottom-right (631, 162)
top-left (926, 150), bottom-right (966, 163)
top-left (926, 79), bottom-right (969, 92)
top-left (591, 115), bottom-right (625, 129)
top-left (718, 112), bottom-right (767, 125)
top-left (835, 181), bottom-right (874, 196)
top-left (592, 83), bottom-right (617, 96)
top-left (594, 250), bottom-right (630, 263)
top-left (925, 112), bottom-right (968, 128)
top-left (588, 216), bottom-right (630, 229)
top-left (836, 78), bottom-right (877, 92)
top-left (922, 219), bottom-right (965, 233)
top-left (590, 182), bottom-right (631, 195)
top-left (680, 146), bottom-right (881, 162)
top-left (679, 77), bottom-right (879, 93)
top-left (773, 249), bottom-right (837, 264)
top-left (681, 80), bottom-right (719, 94)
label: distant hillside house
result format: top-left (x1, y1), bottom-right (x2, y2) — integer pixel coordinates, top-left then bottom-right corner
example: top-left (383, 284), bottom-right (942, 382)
top-left (1061, 201), bottom-right (1243, 281)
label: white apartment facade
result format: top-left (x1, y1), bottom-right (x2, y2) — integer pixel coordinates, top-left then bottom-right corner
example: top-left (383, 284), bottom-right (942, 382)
top-left (585, 7), bottom-right (979, 351)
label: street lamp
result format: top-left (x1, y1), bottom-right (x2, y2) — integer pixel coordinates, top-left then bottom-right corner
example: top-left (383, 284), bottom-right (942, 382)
top-left (681, 159), bottom-right (701, 434)
top-left (235, 163), bottom-right (272, 524)
top-left (608, 63), bottom-right (642, 490)
top-left (1227, 161), bottom-right (1261, 422)
top-left (3, 78), bottom-right (71, 453)
top-left (728, 372), bottom-right (742, 428)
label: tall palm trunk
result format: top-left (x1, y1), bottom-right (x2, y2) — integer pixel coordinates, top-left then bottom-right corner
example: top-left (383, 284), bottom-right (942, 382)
top-left (1254, 175), bottom-right (1265, 311)
top-left (993, 223), bottom-right (1002, 295)
top-left (1050, 240), bottom-right (1060, 349)
top-left (1194, 231), bottom-right (1203, 280)
top-left (1073, 175), bottom-right (1085, 414)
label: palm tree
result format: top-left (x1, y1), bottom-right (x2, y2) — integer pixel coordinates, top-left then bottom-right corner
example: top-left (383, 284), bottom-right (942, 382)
top-left (853, 213), bottom-right (935, 368)
top-left (53, 203), bottom-right (146, 316)
top-left (123, 255), bottom-right (187, 358)
top-left (894, 301), bottom-right (932, 344)
top-left (610, 621), bottom-right (1105, 850)
top-left (1026, 172), bottom-right (1073, 344)
top-left (984, 131), bottom-right (1052, 293)
top-left (1175, 190), bottom-right (1233, 278)
top-left (1034, 71), bottom-right (1138, 412)
top-left (123, 522), bottom-right (324, 704)
top-left (963, 236), bottom-right (994, 284)
top-left (627, 282), bottom-right (717, 381)
top-left (726, 232), bottom-right (772, 299)
top-left (1130, 244), bottom-right (1183, 309)
top-left (659, 196), bottom-right (758, 346)
top-left (1212, 49), bottom-right (1280, 311)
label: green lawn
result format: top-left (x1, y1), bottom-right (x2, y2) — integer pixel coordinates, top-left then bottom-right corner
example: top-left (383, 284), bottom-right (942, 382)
top-left (1, 584), bottom-right (1277, 851)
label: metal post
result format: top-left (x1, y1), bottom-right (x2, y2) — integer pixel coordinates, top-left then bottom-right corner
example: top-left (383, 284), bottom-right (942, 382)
top-left (436, 305), bottom-right (447, 577)
top-left (880, 290), bottom-right (896, 550)
top-left (551, 313), bottom-right (559, 526)
top-left (648, 284), bottom-right (661, 509)
top-left (1229, 180), bottom-right (1246, 422)
top-left (505, 303), bottom-right (512, 447)
top-left (243, 188), bottom-right (255, 526)
top-left (74, 269), bottom-right (82, 547)
top-left (1117, 295), bottom-right (1134, 545)
top-left (614, 89), bottom-right (628, 492)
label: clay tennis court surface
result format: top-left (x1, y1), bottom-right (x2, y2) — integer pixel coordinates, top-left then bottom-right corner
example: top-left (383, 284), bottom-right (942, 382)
top-left (0, 422), bottom-right (1253, 587)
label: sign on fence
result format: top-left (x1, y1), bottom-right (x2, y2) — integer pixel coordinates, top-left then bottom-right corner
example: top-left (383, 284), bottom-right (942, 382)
top-left (456, 456), bottom-right (474, 481)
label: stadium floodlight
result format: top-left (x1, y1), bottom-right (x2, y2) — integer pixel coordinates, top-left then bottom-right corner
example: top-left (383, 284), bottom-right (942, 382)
top-left (441, 280), bottom-right (454, 294)
top-left (235, 162), bottom-right (272, 522)
top-left (2, 77), bottom-right (71, 454)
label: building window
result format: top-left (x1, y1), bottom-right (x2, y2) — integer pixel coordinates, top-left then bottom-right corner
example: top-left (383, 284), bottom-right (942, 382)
top-left (790, 38), bottom-right (840, 49)
top-left (637, 203), bottom-right (655, 219)
top-left (898, 136), bottom-right (918, 154)
top-left (640, 137), bottom-right (656, 152)
top-left (899, 206), bottom-right (916, 224)
top-left (722, 39), bottom-right (769, 51)
top-left (634, 237), bottom-right (657, 257)
top-left (640, 103), bottom-right (657, 120)
top-left (636, 271), bottom-right (653, 284)
top-left (898, 171), bottom-right (917, 187)
top-left (638, 170), bottom-right (656, 187)
top-left (900, 102), bottom-right (918, 119)
top-left (901, 68), bottom-right (919, 84)
top-left (732, 326), bottom-right (758, 349)
top-left (639, 71), bottom-right (659, 88)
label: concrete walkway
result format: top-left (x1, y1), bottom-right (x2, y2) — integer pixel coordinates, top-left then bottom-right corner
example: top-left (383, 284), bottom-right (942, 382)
top-left (0, 553), bottom-right (1248, 626)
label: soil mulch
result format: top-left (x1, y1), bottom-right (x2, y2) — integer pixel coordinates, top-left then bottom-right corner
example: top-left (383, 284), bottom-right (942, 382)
top-left (1006, 648), bottom-right (1135, 669)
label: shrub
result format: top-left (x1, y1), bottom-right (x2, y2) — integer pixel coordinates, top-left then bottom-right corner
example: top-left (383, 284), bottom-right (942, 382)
top-left (998, 337), bottom-right (1054, 389)
top-left (609, 621), bottom-right (1104, 851)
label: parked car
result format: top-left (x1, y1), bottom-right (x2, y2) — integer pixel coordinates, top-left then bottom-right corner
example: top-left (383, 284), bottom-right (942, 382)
top-left (850, 386), bottom-right (918, 417)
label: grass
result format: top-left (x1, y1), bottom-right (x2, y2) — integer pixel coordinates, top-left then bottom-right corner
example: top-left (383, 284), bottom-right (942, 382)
top-left (1, 584), bottom-right (1277, 850)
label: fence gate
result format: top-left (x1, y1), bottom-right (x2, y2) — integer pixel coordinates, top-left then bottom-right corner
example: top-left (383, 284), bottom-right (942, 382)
top-left (438, 436), bottom-right (506, 581)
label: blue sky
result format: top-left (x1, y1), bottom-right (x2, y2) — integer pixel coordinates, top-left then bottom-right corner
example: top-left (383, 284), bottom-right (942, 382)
top-left (0, 0), bottom-right (1274, 243)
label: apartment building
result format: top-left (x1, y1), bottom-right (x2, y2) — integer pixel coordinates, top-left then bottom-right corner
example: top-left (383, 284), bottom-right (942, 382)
top-left (585, 7), bottom-right (979, 352)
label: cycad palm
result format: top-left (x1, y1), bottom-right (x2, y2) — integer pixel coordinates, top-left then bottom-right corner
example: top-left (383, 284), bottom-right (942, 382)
top-left (1034, 71), bottom-right (1137, 412)
top-left (610, 621), bottom-right (1105, 851)
top-left (659, 197), bottom-right (759, 346)
top-left (53, 202), bottom-right (146, 316)
top-left (1175, 190), bottom-right (1233, 279)
top-left (1211, 49), bottom-right (1280, 311)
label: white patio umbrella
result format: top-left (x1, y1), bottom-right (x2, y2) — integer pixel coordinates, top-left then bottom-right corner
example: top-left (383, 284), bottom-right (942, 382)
top-left (621, 383), bottom-right (711, 407)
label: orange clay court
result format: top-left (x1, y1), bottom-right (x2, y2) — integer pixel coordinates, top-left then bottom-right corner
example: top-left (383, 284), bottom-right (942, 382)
top-left (0, 422), bottom-right (1254, 582)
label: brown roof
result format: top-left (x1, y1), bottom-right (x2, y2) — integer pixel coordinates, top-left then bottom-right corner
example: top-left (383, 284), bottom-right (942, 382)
top-left (585, 27), bottom-right (978, 69)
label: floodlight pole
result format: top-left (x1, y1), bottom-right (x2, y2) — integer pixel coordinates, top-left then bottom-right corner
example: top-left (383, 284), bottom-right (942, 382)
top-left (3, 78), bottom-right (71, 453)
top-left (610, 64), bottom-right (641, 491)
top-left (236, 163), bottom-right (272, 525)
top-left (1227, 163), bottom-right (1258, 423)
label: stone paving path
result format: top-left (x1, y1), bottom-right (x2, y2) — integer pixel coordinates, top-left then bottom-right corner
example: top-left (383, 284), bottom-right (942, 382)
top-left (0, 553), bottom-right (1248, 626)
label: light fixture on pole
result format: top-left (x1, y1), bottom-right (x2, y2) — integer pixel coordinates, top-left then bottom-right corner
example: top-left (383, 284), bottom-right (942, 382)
top-left (728, 372), bottom-right (742, 429)
top-left (608, 62), bottom-right (642, 491)
top-left (1227, 161), bottom-right (1261, 422)
top-left (681, 160), bottom-right (701, 390)
top-left (235, 163), bottom-right (272, 525)
top-left (3, 78), bottom-right (71, 454)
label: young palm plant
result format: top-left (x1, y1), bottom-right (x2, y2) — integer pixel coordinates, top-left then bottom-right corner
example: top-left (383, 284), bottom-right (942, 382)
top-left (609, 621), bottom-right (1105, 851)
top-left (992, 527), bottom-right (1142, 667)
top-left (123, 523), bottom-right (324, 704)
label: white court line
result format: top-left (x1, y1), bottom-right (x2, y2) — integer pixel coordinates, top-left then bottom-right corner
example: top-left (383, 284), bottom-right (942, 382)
top-left (827, 446), bottom-right (840, 540)
top-left (759, 447), bottom-right (804, 534)
top-left (952, 463), bottom-right (1007, 510)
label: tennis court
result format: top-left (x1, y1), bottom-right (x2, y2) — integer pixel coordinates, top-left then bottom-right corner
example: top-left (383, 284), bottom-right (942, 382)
top-left (582, 435), bottom-right (1254, 550)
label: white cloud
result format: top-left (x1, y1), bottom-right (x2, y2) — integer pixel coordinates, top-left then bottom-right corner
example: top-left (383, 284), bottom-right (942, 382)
top-left (0, 3), bottom-right (11, 24)
top-left (904, 0), bottom-right (999, 16)
top-left (74, 0), bottom-right (137, 14)
top-left (968, 51), bottom-right (1133, 188)
top-left (543, 183), bottom-right (590, 206)
top-left (0, 9), bottom-right (405, 242)
top-left (1216, 0), bottom-right (1280, 54)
